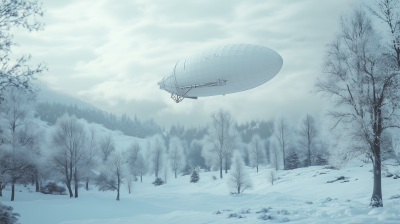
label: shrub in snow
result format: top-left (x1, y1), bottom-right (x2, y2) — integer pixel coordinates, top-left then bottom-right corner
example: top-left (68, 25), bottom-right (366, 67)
top-left (214, 211), bottom-right (221, 214)
top-left (305, 201), bottom-right (313, 204)
top-left (228, 213), bottom-right (238, 218)
top-left (211, 175), bottom-right (217, 180)
top-left (268, 170), bottom-right (277, 185)
top-left (389, 194), bottom-right (400, 199)
top-left (258, 214), bottom-right (275, 220)
top-left (256, 207), bottom-right (272, 213)
top-left (0, 202), bottom-right (20, 224)
top-left (190, 170), bottom-right (200, 183)
top-left (277, 209), bottom-right (289, 215)
top-left (324, 197), bottom-right (332, 202)
top-left (40, 182), bottom-right (66, 195)
top-left (152, 177), bottom-right (164, 186)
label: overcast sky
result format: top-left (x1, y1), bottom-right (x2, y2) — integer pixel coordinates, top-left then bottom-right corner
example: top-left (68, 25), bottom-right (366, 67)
top-left (12, 0), bottom-right (356, 128)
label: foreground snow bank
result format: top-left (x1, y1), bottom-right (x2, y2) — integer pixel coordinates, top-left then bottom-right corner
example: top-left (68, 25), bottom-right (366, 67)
top-left (1, 159), bottom-right (400, 224)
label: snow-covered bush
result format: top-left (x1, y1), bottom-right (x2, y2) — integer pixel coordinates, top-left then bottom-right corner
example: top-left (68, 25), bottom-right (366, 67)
top-left (0, 202), bottom-right (20, 224)
top-left (40, 182), bottom-right (66, 195)
top-left (152, 177), bottom-right (164, 186)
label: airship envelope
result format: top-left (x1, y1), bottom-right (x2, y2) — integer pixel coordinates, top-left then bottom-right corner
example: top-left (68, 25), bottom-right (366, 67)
top-left (158, 43), bottom-right (283, 103)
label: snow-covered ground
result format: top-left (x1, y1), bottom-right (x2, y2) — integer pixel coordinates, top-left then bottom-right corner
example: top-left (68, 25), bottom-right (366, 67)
top-left (1, 159), bottom-right (400, 224)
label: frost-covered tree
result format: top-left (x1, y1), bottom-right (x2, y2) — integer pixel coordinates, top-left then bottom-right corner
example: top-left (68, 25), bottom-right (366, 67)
top-left (82, 125), bottom-right (100, 191)
top-left (227, 152), bottom-right (252, 194)
top-left (315, 5), bottom-right (400, 207)
top-left (99, 133), bottom-right (115, 162)
top-left (298, 114), bottom-right (318, 167)
top-left (248, 134), bottom-right (265, 173)
top-left (202, 109), bottom-right (237, 178)
top-left (263, 138), bottom-right (271, 165)
top-left (126, 140), bottom-right (141, 178)
top-left (95, 152), bottom-right (125, 201)
top-left (168, 137), bottom-right (185, 178)
top-left (134, 153), bottom-right (147, 182)
top-left (270, 141), bottom-right (280, 171)
top-left (188, 139), bottom-right (205, 169)
top-left (148, 134), bottom-right (166, 178)
top-left (273, 115), bottom-right (292, 170)
top-left (0, 87), bottom-right (40, 201)
top-left (51, 114), bottom-right (86, 198)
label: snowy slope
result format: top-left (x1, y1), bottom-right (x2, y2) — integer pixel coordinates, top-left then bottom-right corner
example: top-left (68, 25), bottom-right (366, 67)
top-left (1, 158), bottom-right (400, 224)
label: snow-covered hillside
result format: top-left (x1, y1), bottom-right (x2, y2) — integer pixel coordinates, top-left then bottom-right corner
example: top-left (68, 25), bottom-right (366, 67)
top-left (1, 157), bottom-right (399, 223)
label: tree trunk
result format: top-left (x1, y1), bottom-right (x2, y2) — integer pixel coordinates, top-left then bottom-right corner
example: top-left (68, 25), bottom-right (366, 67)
top-left (220, 160), bottom-right (223, 178)
top-left (282, 148), bottom-right (286, 170)
top-left (237, 185), bottom-right (240, 194)
top-left (86, 179), bottom-right (89, 191)
top-left (74, 182), bottom-right (78, 198)
top-left (257, 165), bottom-right (258, 173)
top-left (35, 180), bottom-right (39, 192)
top-left (140, 174), bottom-right (142, 182)
top-left (308, 145), bottom-right (311, 167)
top-left (175, 171), bottom-right (177, 178)
top-left (370, 135), bottom-right (383, 207)
top-left (116, 179), bottom-right (120, 201)
top-left (0, 182), bottom-right (3, 196)
top-left (225, 160), bottom-right (228, 174)
top-left (11, 183), bottom-right (15, 201)
top-left (66, 180), bottom-right (73, 198)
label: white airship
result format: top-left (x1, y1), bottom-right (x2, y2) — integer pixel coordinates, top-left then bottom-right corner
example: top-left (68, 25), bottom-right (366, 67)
top-left (157, 43), bottom-right (283, 103)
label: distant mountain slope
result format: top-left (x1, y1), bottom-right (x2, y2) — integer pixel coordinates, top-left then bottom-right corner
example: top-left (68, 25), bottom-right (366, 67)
top-left (37, 84), bottom-right (96, 110)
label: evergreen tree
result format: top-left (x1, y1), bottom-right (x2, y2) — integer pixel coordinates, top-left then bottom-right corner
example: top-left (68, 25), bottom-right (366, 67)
top-left (285, 150), bottom-right (299, 170)
top-left (190, 169), bottom-right (200, 183)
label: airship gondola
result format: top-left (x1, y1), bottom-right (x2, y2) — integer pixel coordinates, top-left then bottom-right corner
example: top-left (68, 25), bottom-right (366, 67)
top-left (158, 43), bottom-right (283, 103)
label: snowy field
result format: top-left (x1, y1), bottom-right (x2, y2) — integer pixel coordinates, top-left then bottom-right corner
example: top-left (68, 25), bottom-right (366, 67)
top-left (1, 160), bottom-right (400, 224)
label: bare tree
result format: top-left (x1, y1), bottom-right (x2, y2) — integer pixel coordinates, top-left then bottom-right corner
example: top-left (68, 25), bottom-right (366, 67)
top-left (99, 133), bottom-right (115, 162)
top-left (263, 138), bottom-right (271, 165)
top-left (202, 109), bottom-right (236, 178)
top-left (126, 140), bottom-right (141, 177)
top-left (134, 153), bottom-right (147, 182)
top-left (248, 134), bottom-right (265, 172)
top-left (95, 152), bottom-right (125, 201)
top-left (0, 0), bottom-right (47, 95)
top-left (273, 115), bottom-right (292, 170)
top-left (148, 134), bottom-right (166, 178)
top-left (270, 141), bottom-right (280, 171)
top-left (227, 152), bottom-right (252, 194)
top-left (82, 125), bottom-right (100, 191)
top-left (315, 6), bottom-right (400, 207)
top-left (268, 169), bottom-right (276, 185)
top-left (298, 114), bottom-right (318, 167)
top-left (51, 114), bottom-right (86, 198)
top-left (168, 137), bottom-right (185, 178)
